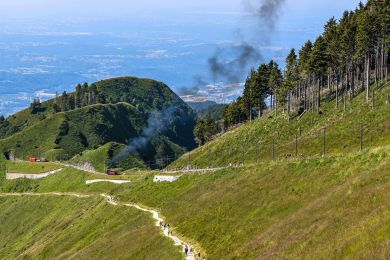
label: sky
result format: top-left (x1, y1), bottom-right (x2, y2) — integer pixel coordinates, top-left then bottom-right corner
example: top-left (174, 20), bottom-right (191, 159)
top-left (1, 0), bottom-right (236, 20)
top-left (0, 0), bottom-right (361, 20)
top-left (0, 0), bottom-right (363, 115)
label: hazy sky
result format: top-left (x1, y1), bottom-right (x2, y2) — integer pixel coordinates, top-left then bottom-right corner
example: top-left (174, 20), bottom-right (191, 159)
top-left (0, 0), bottom-right (362, 19)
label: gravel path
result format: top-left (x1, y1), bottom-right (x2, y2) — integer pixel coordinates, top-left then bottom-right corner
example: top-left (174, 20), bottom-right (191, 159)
top-left (86, 179), bottom-right (131, 185)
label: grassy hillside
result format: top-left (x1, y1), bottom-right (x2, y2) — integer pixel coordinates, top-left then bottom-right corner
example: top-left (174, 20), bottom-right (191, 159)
top-left (6, 161), bottom-right (61, 174)
top-left (0, 76), bottom-right (196, 170)
top-left (171, 83), bottom-right (390, 169)
top-left (0, 114), bottom-right (66, 160)
top-left (0, 195), bottom-right (182, 259)
top-left (1, 147), bottom-right (389, 258)
top-left (119, 149), bottom-right (390, 259)
top-left (57, 102), bottom-right (144, 158)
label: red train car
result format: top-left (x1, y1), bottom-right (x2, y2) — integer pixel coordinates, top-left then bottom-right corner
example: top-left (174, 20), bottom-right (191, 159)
top-left (28, 156), bottom-right (39, 162)
top-left (106, 169), bottom-right (120, 175)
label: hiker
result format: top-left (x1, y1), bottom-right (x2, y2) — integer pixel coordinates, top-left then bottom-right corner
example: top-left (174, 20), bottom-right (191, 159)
top-left (184, 245), bottom-right (188, 256)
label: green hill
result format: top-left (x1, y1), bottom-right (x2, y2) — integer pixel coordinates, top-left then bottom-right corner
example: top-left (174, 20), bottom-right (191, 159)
top-left (0, 77), bottom-right (196, 169)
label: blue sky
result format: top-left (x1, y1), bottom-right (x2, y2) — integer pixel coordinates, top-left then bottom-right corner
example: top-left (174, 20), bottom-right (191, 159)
top-left (0, 0), bottom-right (361, 17)
top-left (0, 0), bottom-right (363, 115)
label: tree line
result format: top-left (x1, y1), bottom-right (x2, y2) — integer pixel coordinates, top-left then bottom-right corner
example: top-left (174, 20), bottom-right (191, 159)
top-left (29, 82), bottom-right (108, 114)
top-left (223, 0), bottom-right (390, 128)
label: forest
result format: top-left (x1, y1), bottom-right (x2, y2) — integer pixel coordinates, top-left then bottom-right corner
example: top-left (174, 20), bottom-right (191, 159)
top-left (223, 0), bottom-right (390, 128)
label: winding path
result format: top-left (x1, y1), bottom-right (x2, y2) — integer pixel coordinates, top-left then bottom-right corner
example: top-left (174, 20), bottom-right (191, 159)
top-left (6, 168), bottom-right (64, 180)
top-left (0, 192), bottom-right (200, 260)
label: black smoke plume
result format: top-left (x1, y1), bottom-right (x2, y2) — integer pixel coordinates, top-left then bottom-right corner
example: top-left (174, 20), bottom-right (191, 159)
top-left (208, 42), bottom-right (261, 83)
top-left (244, 0), bottom-right (286, 30)
top-left (206, 0), bottom-right (286, 85)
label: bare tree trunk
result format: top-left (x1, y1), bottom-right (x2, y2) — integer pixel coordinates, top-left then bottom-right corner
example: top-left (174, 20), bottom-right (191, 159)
top-left (304, 80), bottom-right (307, 111)
top-left (375, 43), bottom-right (379, 87)
top-left (366, 55), bottom-right (370, 102)
top-left (275, 93), bottom-right (278, 116)
top-left (287, 91), bottom-right (290, 122)
top-left (381, 39), bottom-right (384, 82)
top-left (311, 75), bottom-right (315, 112)
top-left (336, 72), bottom-right (339, 110)
top-left (259, 101), bottom-right (262, 117)
top-left (351, 62), bottom-right (355, 97)
top-left (317, 78), bottom-right (320, 113)
top-left (386, 49), bottom-right (389, 83)
top-left (343, 90), bottom-right (346, 113)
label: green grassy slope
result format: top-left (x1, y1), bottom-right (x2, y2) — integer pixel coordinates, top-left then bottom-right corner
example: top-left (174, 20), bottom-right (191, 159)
top-left (0, 195), bottom-right (182, 259)
top-left (0, 76), bottom-right (196, 169)
top-left (6, 161), bottom-right (61, 174)
top-left (0, 102), bottom-right (187, 169)
top-left (171, 83), bottom-right (390, 168)
top-left (57, 102), bottom-right (144, 158)
top-left (0, 114), bottom-right (66, 160)
top-left (0, 103), bottom-right (144, 162)
top-left (2, 147), bottom-right (388, 258)
top-left (114, 149), bottom-right (390, 259)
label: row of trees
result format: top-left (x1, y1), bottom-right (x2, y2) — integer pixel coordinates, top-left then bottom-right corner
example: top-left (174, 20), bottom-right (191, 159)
top-left (29, 83), bottom-right (108, 114)
top-left (54, 83), bottom-right (106, 112)
top-left (223, 0), bottom-right (390, 128)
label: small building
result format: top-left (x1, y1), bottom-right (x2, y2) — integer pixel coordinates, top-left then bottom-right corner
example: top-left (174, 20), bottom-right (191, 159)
top-left (153, 175), bottom-right (181, 183)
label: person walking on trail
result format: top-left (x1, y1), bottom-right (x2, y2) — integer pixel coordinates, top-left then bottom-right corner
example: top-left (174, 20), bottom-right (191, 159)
top-left (184, 245), bottom-right (188, 256)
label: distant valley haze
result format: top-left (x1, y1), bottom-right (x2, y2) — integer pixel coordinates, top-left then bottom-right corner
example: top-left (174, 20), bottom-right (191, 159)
top-left (0, 0), bottom-right (362, 115)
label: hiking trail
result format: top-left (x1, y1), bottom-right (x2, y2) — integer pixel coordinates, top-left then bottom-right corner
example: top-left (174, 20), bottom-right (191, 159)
top-left (0, 192), bottom-right (201, 260)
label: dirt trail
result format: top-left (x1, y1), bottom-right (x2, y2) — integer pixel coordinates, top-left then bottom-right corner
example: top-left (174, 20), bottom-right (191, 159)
top-left (0, 192), bottom-right (201, 260)
top-left (101, 194), bottom-right (198, 260)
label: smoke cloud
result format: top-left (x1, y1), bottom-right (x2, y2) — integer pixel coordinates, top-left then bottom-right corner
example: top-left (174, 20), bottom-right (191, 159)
top-left (110, 106), bottom-right (177, 166)
top-left (208, 41), bottom-right (261, 83)
top-left (203, 0), bottom-right (286, 92)
top-left (243, 0), bottom-right (286, 31)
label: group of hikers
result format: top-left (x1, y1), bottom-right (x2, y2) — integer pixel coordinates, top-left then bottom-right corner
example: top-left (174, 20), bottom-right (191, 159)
top-left (184, 244), bottom-right (202, 259)
top-left (159, 221), bottom-right (202, 259)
